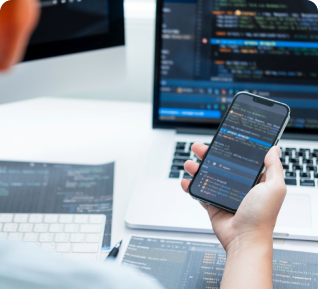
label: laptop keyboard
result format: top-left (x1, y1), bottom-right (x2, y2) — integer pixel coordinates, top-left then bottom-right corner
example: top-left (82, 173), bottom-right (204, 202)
top-left (169, 142), bottom-right (318, 187)
top-left (0, 213), bottom-right (106, 261)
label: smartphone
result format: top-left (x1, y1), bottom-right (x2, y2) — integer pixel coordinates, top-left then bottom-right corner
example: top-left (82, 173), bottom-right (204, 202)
top-left (189, 92), bottom-right (290, 213)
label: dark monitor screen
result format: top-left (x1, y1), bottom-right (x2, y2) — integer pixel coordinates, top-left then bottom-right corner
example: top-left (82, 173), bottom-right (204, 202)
top-left (23, 0), bottom-right (124, 61)
top-left (153, 0), bottom-right (318, 134)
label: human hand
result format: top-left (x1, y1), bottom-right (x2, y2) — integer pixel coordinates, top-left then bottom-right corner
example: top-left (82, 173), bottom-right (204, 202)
top-left (181, 143), bottom-right (286, 253)
top-left (0, 0), bottom-right (39, 71)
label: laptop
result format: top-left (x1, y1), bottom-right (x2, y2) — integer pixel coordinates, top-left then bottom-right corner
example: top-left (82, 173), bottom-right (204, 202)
top-left (126, 0), bottom-right (318, 240)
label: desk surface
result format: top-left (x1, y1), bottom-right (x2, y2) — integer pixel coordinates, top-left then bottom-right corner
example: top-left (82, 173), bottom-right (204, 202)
top-left (1, 97), bottom-right (318, 261)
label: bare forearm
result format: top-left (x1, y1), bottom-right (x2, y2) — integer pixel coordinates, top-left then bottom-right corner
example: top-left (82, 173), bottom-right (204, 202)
top-left (221, 234), bottom-right (273, 289)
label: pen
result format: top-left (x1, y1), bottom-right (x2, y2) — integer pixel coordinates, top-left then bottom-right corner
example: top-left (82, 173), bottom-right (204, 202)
top-left (106, 240), bottom-right (122, 260)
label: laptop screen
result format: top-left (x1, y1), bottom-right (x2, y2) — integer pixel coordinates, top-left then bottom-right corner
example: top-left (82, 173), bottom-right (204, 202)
top-left (153, 0), bottom-right (318, 134)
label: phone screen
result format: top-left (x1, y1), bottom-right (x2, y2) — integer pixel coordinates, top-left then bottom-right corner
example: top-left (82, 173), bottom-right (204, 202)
top-left (190, 93), bottom-right (289, 212)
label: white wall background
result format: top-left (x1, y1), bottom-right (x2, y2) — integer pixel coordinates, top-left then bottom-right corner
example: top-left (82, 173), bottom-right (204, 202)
top-left (66, 0), bottom-right (157, 102)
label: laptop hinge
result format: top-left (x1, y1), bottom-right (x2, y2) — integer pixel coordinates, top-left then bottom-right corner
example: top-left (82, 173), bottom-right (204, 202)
top-left (281, 133), bottom-right (318, 141)
top-left (176, 128), bottom-right (217, 135)
top-left (177, 129), bottom-right (318, 141)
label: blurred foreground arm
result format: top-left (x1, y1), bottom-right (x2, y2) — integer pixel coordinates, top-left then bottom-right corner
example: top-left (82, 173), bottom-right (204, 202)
top-left (0, 0), bottom-right (39, 71)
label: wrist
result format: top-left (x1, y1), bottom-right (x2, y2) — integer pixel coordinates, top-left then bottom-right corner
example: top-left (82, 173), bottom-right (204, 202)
top-left (225, 230), bottom-right (273, 256)
top-left (221, 231), bottom-right (274, 289)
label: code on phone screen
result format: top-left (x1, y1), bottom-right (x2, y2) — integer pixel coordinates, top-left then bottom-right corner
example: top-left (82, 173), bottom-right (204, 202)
top-left (191, 94), bottom-right (288, 211)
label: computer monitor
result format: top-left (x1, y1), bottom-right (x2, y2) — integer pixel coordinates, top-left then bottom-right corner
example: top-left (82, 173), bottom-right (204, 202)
top-left (153, 0), bottom-right (318, 136)
top-left (0, 0), bottom-right (125, 103)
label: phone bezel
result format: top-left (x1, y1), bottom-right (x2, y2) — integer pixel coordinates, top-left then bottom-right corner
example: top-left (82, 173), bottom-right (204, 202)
top-left (188, 92), bottom-right (291, 213)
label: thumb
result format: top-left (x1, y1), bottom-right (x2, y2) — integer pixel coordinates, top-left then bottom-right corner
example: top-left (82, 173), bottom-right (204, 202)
top-left (264, 146), bottom-right (286, 191)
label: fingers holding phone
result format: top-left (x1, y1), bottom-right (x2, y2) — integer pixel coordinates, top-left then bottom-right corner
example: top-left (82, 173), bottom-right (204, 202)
top-left (181, 143), bottom-right (209, 192)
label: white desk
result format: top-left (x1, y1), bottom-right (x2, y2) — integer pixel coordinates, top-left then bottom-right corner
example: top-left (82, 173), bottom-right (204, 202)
top-left (0, 97), bottom-right (318, 261)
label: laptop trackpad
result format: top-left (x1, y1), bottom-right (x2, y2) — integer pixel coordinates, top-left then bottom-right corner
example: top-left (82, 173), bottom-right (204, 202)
top-left (276, 194), bottom-right (312, 228)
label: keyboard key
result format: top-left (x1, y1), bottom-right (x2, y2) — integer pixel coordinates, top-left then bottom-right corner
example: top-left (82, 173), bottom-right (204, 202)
top-left (300, 172), bottom-right (311, 178)
top-left (292, 165), bottom-right (302, 171)
top-left (174, 152), bottom-right (190, 158)
top-left (39, 233), bottom-right (54, 242)
top-left (13, 214), bottom-right (29, 223)
top-left (29, 214), bottom-right (44, 223)
top-left (172, 158), bottom-right (186, 165)
top-left (59, 215), bottom-right (73, 223)
top-left (306, 166), bottom-right (317, 172)
top-left (49, 224), bottom-right (64, 233)
top-left (34, 224), bottom-right (49, 233)
top-left (284, 151), bottom-right (292, 156)
top-left (176, 144), bottom-right (185, 150)
top-left (56, 243), bottom-right (71, 253)
top-left (72, 244), bottom-right (99, 253)
top-left (89, 215), bottom-right (104, 224)
top-left (169, 171), bottom-right (180, 179)
top-left (74, 215), bottom-right (89, 224)
top-left (55, 233), bottom-right (70, 243)
top-left (315, 173), bottom-right (318, 179)
top-left (25, 242), bottom-right (40, 248)
top-left (23, 233), bottom-right (38, 242)
top-left (171, 165), bottom-right (184, 171)
top-left (18, 223), bottom-right (33, 232)
top-left (3, 223), bottom-right (18, 232)
top-left (285, 147), bottom-right (296, 151)
top-left (285, 179), bottom-right (297, 186)
top-left (86, 234), bottom-right (101, 243)
top-left (0, 214), bottom-right (13, 223)
top-left (283, 164), bottom-right (289, 170)
top-left (177, 142), bottom-right (186, 146)
top-left (41, 243), bottom-right (55, 251)
top-left (65, 224), bottom-right (79, 233)
top-left (0, 233), bottom-right (7, 240)
top-left (8, 233), bottom-right (23, 241)
top-left (289, 158), bottom-right (299, 163)
top-left (300, 179), bottom-right (315, 187)
top-left (183, 173), bottom-right (192, 180)
top-left (296, 152), bottom-right (305, 157)
top-left (80, 225), bottom-right (102, 233)
top-left (280, 157), bottom-right (285, 164)
top-left (44, 214), bottom-right (59, 223)
top-left (303, 159), bottom-right (313, 165)
top-left (285, 171), bottom-right (296, 178)
top-left (299, 148), bottom-right (310, 152)
top-left (70, 234), bottom-right (85, 243)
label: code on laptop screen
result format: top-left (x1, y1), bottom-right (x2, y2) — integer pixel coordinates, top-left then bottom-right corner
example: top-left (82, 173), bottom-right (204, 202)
top-left (158, 0), bottom-right (318, 130)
